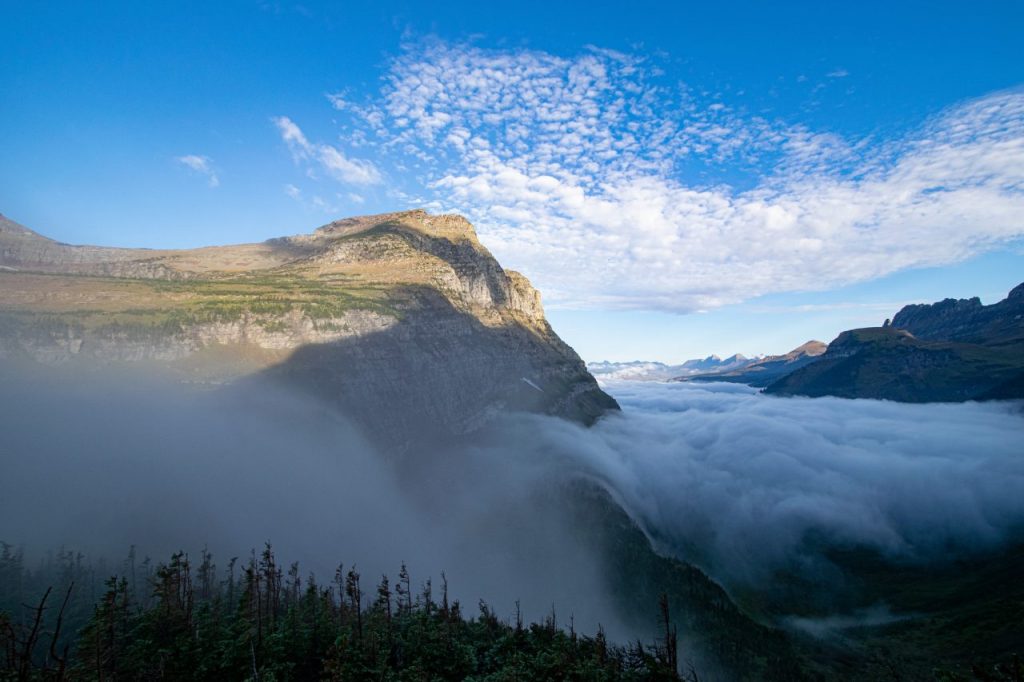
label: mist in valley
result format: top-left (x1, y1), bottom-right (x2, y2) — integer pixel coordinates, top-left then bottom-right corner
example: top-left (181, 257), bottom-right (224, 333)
top-left (2, 367), bottom-right (1023, 638)
top-left (529, 381), bottom-right (1024, 600)
top-left (0, 366), bottom-right (626, 637)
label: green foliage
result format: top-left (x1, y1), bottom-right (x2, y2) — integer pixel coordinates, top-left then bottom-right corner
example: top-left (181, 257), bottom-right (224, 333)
top-left (0, 271), bottom-right (401, 341)
top-left (1, 544), bottom-right (690, 681)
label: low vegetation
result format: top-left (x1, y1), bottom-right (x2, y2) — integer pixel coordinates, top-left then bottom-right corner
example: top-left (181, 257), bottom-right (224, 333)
top-left (0, 270), bottom-right (401, 338)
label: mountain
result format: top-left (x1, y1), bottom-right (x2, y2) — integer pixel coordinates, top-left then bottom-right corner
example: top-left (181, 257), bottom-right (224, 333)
top-left (766, 284), bottom-right (1024, 401)
top-left (684, 353), bottom-right (754, 373)
top-left (589, 353), bottom-right (756, 382)
top-left (674, 341), bottom-right (826, 387)
top-left (0, 212), bottom-right (817, 679)
top-left (890, 283), bottom-right (1024, 345)
top-left (0, 210), bottom-right (618, 444)
top-left (588, 360), bottom-right (680, 381)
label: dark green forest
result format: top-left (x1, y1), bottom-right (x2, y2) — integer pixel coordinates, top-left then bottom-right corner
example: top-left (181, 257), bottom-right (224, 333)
top-left (1, 542), bottom-right (695, 681)
top-left (3, 542), bottom-right (1022, 681)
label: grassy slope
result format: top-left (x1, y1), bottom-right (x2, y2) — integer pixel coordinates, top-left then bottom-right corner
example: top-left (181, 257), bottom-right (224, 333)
top-left (0, 269), bottom-right (400, 340)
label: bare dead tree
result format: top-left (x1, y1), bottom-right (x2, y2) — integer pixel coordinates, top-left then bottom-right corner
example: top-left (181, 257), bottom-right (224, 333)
top-left (659, 593), bottom-right (679, 675)
top-left (47, 582), bottom-right (75, 680)
top-left (18, 585), bottom-right (52, 681)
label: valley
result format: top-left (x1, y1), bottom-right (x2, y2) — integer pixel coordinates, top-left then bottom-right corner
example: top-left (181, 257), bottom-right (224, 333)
top-left (2, 211), bottom-right (1022, 680)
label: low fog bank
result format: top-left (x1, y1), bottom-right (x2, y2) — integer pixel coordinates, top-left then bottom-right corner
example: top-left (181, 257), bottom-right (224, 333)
top-left (0, 367), bottom-right (624, 637)
top-left (4, 365), bottom-right (1023, 636)
top-left (496, 380), bottom-right (1024, 594)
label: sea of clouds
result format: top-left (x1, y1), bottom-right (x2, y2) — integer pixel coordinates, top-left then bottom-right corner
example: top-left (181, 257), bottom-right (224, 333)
top-left (510, 380), bottom-right (1024, 590)
top-left (2, 372), bottom-right (1022, 628)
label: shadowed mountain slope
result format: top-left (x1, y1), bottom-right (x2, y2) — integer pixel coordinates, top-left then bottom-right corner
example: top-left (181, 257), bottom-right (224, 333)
top-left (766, 284), bottom-right (1024, 401)
top-left (0, 210), bottom-right (617, 442)
top-left (891, 282), bottom-right (1024, 345)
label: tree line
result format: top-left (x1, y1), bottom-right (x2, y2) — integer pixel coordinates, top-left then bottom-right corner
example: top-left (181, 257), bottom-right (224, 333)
top-left (1, 542), bottom-right (693, 681)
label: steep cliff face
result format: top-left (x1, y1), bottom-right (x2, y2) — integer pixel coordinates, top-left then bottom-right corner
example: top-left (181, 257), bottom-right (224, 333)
top-left (890, 283), bottom-right (1024, 345)
top-left (0, 210), bottom-right (617, 441)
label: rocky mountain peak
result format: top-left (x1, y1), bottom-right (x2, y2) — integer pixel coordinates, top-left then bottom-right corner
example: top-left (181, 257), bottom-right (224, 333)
top-left (1, 210), bottom-right (617, 445)
top-left (0, 214), bottom-right (50, 240)
top-left (313, 209), bottom-right (479, 243)
top-left (890, 282), bottom-right (1023, 344)
top-left (789, 340), bottom-right (827, 358)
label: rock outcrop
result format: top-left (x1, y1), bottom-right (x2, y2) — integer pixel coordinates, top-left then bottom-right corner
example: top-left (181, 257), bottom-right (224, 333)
top-left (0, 210), bottom-right (618, 444)
top-left (890, 283), bottom-right (1024, 345)
top-left (766, 284), bottom-right (1024, 402)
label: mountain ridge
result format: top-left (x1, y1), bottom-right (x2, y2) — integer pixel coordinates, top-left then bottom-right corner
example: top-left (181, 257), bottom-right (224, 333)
top-left (589, 352), bottom-right (758, 382)
top-left (671, 340), bottom-right (826, 387)
top-left (0, 209), bottom-right (618, 443)
top-left (767, 284), bottom-right (1024, 401)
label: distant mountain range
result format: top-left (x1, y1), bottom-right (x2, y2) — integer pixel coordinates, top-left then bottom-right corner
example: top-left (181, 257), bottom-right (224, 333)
top-left (673, 340), bottom-right (827, 387)
top-left (589, 343), bottom-right (826, 387)
top-left (594, 282), bottom-right (1024, 403)
top-left (768, 283), bottom-right (1024, 402)
top-left (588, 353), bottom-right (756, 381)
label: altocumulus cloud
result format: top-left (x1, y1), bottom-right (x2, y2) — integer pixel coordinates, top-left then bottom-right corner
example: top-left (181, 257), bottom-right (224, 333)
top-left (299, 39), bottom-right (1024, 313)
top-left (273, 115), bottom-right (383, 186)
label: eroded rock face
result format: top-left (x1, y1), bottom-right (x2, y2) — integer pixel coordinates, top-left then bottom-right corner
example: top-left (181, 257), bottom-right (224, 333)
top-left (0, 308), bottom-right (397, 364)
top-left (0, 210), bottom-right (618, 441)
top-left (891, 286), bottom-right (1024, 344)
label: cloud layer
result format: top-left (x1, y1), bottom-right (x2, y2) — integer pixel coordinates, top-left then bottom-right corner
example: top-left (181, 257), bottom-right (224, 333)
top-left (3, 370), bottom-right (1021, 626)
top-left (0, 371), bottom-right (624, 636)
top-left (310, 40), bottom-right (1024, 312)
top-left (487, 381), bottom-right (1024, 593)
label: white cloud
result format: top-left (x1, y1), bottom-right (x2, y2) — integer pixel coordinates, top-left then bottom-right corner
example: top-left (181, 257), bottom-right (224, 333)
top-left (304, 194), bottom-right (344, 213)
top-left (175, 154), bottom-right (219, 188)
top-left (326, 92), bottom-right (348, 110)
top-left (826, 68), bottom-right (849, 78)
top-left (273, 116), bottom-right (311, 154)
top-left (282, 182), bottom-right (355, 214)
top-left (273, 116), bottom-right (382, 186)
top-left (317, 144), bottom-right (383, 185)
top-left (319, 41), bottom-right (1024, 313)
top-left (534, 382), bottom-right (1024, 591)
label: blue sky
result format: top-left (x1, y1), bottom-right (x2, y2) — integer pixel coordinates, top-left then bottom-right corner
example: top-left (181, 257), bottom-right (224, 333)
top-left (2, 1), bottom-right (1023, 361)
